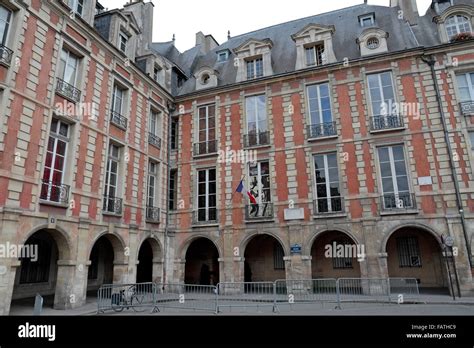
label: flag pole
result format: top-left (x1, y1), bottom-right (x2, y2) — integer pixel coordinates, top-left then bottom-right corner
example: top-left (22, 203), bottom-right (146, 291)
top-left (228, 174), bottom-right (247, 204)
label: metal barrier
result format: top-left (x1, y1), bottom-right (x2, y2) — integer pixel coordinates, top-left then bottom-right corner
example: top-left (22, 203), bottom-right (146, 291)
top-left (154, 283), bottom-right (218, 313)
top-left (97, 282), bottom-right (156, 313)
top-left (216, 282), bottom-right (277, 313)
top-left (274, 279), bottom-right (338, 310)
top-left (336, 278), bottom-right (391, 307)
top-left (388, 278), bottom-right (420, 302)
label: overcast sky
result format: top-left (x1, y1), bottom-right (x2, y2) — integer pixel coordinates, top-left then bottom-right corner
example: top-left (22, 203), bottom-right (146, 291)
top-left (99, 0), bottom-right (432, 52)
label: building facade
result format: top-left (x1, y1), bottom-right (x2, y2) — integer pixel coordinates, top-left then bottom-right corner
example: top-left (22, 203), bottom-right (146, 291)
top-left (0, 0), bottom-right (474, 315)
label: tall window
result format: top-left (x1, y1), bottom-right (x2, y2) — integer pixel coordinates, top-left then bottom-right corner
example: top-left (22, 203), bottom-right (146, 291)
top-left (41, 119), bottom-right (70, 203)
top-left (103, 144), bottom-right (121, 213)
top-left (470, 132), bottom-right (474, 152)
top-left (246, 95), bottom-right (268, 146)
top-left (307, 83), bottom-right (335, 138)
top-left (397, 237), bottom-right (421, 268)
top-left (58, 49), bottom-right (79, 86)
top-left (273, 243), bottom-right (285, 270)
top-left (196, 104), bottom-right (216, 154)
top-left (445, 15), bottom-right (472, 39)
top-left (367, 71), bottom-right (396, 116)
top-left (456, 72), bottom-right (474, 102)
top-left (197, 168), bottom-right (217, 222)
top-left (111, 84), bottom-right (127, 128)
top-left (147, 161), bottom-right (158, 209)
top-left (246, 57), bottom-right (263, 79)
top-left (247, 161), bottom-right (272, 217)
top-left (153, 66), bottom-right (162, 83)
top-left (119, 31), bottom-right (128, 53)
top-left (0, 5), bottom-right (12, 46)
top-left (171, 118), bottom-right (178, 150)
top-left (305, 44), bottom-right (325, 66)
top-left (149, 110), bottom-right (161, 148)
top-left (67, 0), bottom-right (84, 16)
top-left (313, 153), bottom-right (342, 214)
top-left (378, 145), bottom-right (412, 209)
top-left (169, 169), bottom-right (177, 210)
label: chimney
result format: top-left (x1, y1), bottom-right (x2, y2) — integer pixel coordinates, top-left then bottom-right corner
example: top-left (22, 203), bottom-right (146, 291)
top-left (195, 31), bottom-right (219, 54)
top-left (390, 0), bottom-right (419, 25)
top-left (123, 0), bottom-right (154, 53)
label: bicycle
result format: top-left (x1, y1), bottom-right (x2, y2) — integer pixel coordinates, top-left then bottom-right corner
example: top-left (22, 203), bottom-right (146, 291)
top-left (110, 285), bottom-right (147, 313)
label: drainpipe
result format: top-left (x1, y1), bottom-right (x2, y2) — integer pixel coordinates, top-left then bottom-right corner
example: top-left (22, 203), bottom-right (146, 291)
top-left (421, 55), bottom-right (473, 272)
top-left (163, 101), bottom-right (176, 285)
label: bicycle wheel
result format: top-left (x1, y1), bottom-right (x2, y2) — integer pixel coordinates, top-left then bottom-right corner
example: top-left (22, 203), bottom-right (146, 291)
top-left (111, 294), bottom-right (125, 313)
top-left (130, 285), bottom-right (147, 312)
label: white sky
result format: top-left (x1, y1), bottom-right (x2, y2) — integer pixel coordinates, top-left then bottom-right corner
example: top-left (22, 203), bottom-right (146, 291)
top-left (100, 0), bottom-right (433, 52)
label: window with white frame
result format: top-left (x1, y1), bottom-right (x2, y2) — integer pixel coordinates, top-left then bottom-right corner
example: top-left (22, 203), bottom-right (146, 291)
top-left (119, 31), bottom-right (128, 53)
top-left (153, 65), bottom-right (162, 83)
top-left (196, 104), bottom-right (216, 154)
top-left (103, 143), bottom-right (121, 213)
top-left (58, 49), bottom-right (79, 86)
top-left (378, 145), bottom-right (413, 210)
top-left (367, 71), bottom-right (396, 117)
top-left (445, 14), bottom-right (472, 39)
top-left (305, 44), bottom-right (325, 66)
top-left (246, 57), bottom-right (263, 79)
top-left (397, 237), bottom-right (421, 268)
top-left (246, 95), bottom-right (268, 146)
top-left (67, 0), bottom-right (84, 16)
top-left (217, 51), bottom-right (229, 62)
top-left (470, 132), bottom-right (474, 151)
top-left (456, 72), bottom-right (474, 102)
top-left (197, 168), bottom-right (217, 222)
top-left (247, 161), bottom-right (272, 219)
top-left (313, 153), bottom-right (342, 214)
top-left (359, 14), bottom-right (375, 27)
top-left (147, 161), bottom-right (158, 209)
top-left (0, 5), bottom-right (12, 46)
top-left (169, 169), bottom-right (177, 211)
top-left (40, 119), bottom-right (70, 203)
top-left (112, 85), bottom-right (124, 115)
top-left (307, 83), bottom-right (335, 138)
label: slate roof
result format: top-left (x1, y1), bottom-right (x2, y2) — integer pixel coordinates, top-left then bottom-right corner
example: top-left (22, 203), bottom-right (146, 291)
top-left (149, 1), bottom-right (472, 96)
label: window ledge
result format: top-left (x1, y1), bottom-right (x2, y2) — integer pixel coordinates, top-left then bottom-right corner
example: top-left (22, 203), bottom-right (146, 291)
top-left (307, 135), bottom-right (338, 142)
top-left (193, 152), bottom-right (219, 159)
top-left (380, 209), bottom-right (419, 216)
top-left (110, 121), bottom-right (128, 132)
top-left (39, 200), bottom-right (69, 209)
top-left (55, 90), bottom-right (80, 104)
top-left (192, 223), bottom-right (219, 228)
top-left (369, 127), bottom-right (406, 134)
top-left (243, 144), bottom-right (272, 150)
top-left (102, 212), bottom-right (123, 218)
top-left (313, 213), bottom-right (347, 219)
top-left (245, 219), bottom-right (275, 224)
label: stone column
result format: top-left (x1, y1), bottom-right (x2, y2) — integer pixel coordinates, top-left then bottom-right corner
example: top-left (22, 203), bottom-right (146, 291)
top-left (173, 259), bottom-right (186, 283)
top-left (152, 258), bottom-right (164, 284)
top-left (54, 260), bottom-right (84, 310)
top-left (0, 260), bottom-right (20, 315)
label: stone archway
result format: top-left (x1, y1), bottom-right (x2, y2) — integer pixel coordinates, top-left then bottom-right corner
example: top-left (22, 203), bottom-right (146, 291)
top-left (137, 238), bottom-right (163, 284)
top-left (184, 238), bottom-right (220, 285)
top-left (243, 234), bottom-right (286, 282)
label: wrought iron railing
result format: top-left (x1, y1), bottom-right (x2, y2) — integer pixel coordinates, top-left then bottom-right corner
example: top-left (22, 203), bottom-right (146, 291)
top-left (148, 133), bottom-right (162, 149)
top-left (307, 122), bottom-right (337, 139)
top-left (0, 44), bottom-right (13, 66)
top-left (380, 192), bottom-right (416, 212)
top-left (192, 208), bottom-right (218, 225)
top-left (459, 101), bottom-right (474, 116)
top-left (56, 78), bottom-right (81, 103)
top-left (370, 114), bottom-right (404, 131)
top-left (110, 110), bottom-right (128, 129)
top-left (103, 195), bottom-right (123, 215)
top-left (313, 197), bottom-right (344, 215)
top-left (146, 206), bottom-right (161, 223)
top-left (245, 203), bottom-right (274, 220)
top-left (244, 131), bottom-right (270, 148)
top-left (193, 140), bottom-right (218, 156)
top-left (40, 181), bottom-right (70, 204)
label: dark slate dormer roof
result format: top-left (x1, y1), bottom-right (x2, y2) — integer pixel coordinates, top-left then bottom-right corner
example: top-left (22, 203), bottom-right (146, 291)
top-left (151, 1), bottom-right (471, 96)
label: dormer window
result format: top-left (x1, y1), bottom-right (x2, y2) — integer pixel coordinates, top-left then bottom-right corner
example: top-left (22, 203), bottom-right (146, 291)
top-left (445, 14), bottom-right (472, 38)
top-left (366, 37), bottom-right (380, 49)
top-left (246, 57), bottom-right (263, 79)
top-left (359, 14), bottom-right (375, 27)
top-left (67, 0), bottom-right (84, 16)
top-left (305, 43), bottom-right (325, 66)
top-left (357, 28), bottom-right (388, 56)
top-left (217, 50), bottom-right (230, 62)
top-left (119, 31), bottom-right (128, 53)
top-left (153, 65), bottom-right (163, 83)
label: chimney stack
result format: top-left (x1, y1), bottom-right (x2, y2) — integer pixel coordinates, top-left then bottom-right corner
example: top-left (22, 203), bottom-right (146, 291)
top-left (195, 31), bottom-right (219, 54)
top-left (390, 0), bottom-right (419, 25)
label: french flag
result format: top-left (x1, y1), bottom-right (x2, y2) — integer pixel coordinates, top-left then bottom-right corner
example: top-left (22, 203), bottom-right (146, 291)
top-left (236, 180), bottom-right (257, 204)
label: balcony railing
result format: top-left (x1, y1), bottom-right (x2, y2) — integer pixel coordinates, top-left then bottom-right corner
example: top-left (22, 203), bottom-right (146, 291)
top-left (193, 140), bottom-right (218, 156)
top-left (313, 197), bottom-right (344, 215)
top-left (245, 202), bottom-right (274, 220)
top-left (307, 122), bottom-right (337, 139)
top-left (370, 114), bottom-right (404, 132)
top-left (148, 133), bottom-right (162, 149)
top-left (146, 206), bottom-right (161, 223)
top-left (193, 208), bottom-right (218, 225)
top-left (40, 181), bottom-right (70, 204)
top-left (56, 78), bottom-right (81, 103)
top-left (0, 44), bottom-right (13, 66)
top-left (380, 192), bottom-right (416, 212)
top-left (244, 131), bottom-right (270, 148)
top-left (460, 101), bottom-right (474, 116)
top-left (110, 111), bottom-right (128, 130)
top-left (103, 195), bottom-right (123, 215)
